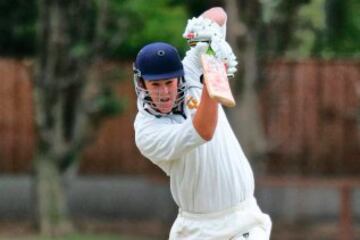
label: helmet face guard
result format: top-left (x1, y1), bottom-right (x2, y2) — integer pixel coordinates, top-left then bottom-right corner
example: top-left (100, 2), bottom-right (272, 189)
top-left (133, 42), bottom-right (187, 116)
top-left (134, 66), bottom-right (187, 116)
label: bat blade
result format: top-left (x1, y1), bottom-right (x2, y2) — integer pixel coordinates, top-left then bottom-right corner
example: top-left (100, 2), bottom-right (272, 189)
top-left (201, 53), bottom-right (236, 107)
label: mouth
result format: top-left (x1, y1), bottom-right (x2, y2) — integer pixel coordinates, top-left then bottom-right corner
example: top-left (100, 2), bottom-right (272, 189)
top-left (157, 97), bottom-right (173, 112)
top-left (160, 97), bottom-right (171, 103)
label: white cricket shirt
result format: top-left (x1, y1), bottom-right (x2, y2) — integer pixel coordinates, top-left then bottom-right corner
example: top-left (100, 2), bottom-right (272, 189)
top-left (134, 47), bottom-right (255, 213)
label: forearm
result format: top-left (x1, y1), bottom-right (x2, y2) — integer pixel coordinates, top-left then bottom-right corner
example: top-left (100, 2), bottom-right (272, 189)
top-left (201, 7), bottom-right (227, 27)
top-left (188, 7), bottom-right (229, 140)
top-left (193, 83), bottom-right (218, 141)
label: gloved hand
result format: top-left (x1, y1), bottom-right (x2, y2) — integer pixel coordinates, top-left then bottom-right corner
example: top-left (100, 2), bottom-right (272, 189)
top-left (183, 16), bottom-right (238, 77)
top-left (210, 37), bottom-right (238, 77)
top-left (185, 41), bottom-right (208, 72)
top-left (183, 16), bottom-right (226, 44)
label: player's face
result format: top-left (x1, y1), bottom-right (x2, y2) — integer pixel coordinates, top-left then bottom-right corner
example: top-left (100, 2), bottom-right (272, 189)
top-left (144, 78), bottom-right (178, 113)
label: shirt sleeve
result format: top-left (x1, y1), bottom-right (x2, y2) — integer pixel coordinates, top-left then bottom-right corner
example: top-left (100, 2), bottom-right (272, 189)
top-left (134, 115), bottom-right (207, 164)
top-left (182, 47), bottom-right (204, 88)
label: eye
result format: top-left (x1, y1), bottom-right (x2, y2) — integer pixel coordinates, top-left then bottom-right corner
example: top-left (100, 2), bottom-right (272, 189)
top-left (165, 80), bottom-right (174, 85)
top-left (151, 82), bottom-right (160, 87)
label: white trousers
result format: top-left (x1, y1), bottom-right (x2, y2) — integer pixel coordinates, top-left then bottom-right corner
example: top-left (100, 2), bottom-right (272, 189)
top-left (169, 197), bottom-right (272, 240)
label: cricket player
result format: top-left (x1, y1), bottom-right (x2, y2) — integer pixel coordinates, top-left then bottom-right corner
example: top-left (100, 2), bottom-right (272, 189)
top-left (133, 7), bottom-right (272, 240)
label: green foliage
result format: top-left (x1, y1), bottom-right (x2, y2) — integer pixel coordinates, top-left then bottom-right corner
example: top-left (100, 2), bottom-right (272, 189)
top-left (285, 0), bottom-right (360, 58)
top-left (104, 0), bottom-right (188, 59)
top-left (323, 0), bottom-right (360, 57)
top-left (260, 0), bottom-right (283, 24)
top-left (176, 0), bottom-right (211, 16)
top-left (261, 0), bottom-right (310, 24)
top-left (0, 0), bottom-right (37, 56)
top-left (0, 0), bottom-right (189, 59)
top-left (285, 0), bottom-right (326, 58)
top-left (97, 88), bottom-right (127, 117)
top-left (70, 42), bottom-right (91, 59)
top-left (259, 0), bottom-right (311, 56)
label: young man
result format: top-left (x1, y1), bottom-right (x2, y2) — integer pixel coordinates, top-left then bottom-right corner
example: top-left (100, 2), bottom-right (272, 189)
top-left (133, 7), bottom-right (271, 240)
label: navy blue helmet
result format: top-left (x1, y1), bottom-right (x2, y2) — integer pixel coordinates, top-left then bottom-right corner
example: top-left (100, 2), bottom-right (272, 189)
top-left (133, 42), bottom-right (187, 116)
top-left (134, 42), bottom-right (184, 81)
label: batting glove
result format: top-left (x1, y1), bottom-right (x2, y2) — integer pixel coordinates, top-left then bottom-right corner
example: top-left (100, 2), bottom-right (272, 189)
top-left (183, 16), bottom-right (225, 45)
top-left (186, 41), bottom-right (209, 71)
top-left (210, 37), bottom-right (238, 77)
top-left (183, 16), bottom-right (238, 77)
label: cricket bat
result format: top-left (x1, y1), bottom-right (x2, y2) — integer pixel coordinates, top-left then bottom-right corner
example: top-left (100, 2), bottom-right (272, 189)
top-left (201, 46), bottom-right (236, 107)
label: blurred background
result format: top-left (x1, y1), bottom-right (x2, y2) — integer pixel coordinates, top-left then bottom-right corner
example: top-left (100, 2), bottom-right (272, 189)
top-left (0, 0), bottom-right (359, 239)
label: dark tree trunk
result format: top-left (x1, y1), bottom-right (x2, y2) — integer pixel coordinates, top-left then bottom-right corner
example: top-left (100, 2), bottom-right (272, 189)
top-left (225, 0), bottom-right (267, 169)
top-left (33, 0), bottom-right (109, 236)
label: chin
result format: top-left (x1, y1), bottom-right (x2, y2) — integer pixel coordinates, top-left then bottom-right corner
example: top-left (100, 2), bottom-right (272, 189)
top-left (156, 101), bottom-right (175, 114)
top-left (159, 108), bottom-right (172, 114)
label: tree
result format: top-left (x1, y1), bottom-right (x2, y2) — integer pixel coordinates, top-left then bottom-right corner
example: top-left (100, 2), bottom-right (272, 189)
top-left (223, 0), bottom-right (267, 169)
top-left (107, 0), bottom-right (188, 58)
top-left (270, 0), bottom-right (360, 58)
top-left (223, 0), bottom-right (311, 171)
top-left (33, 0), bottom-right (122, 235)
top-left (0, 0), bottom-right (37, 56)
top-left (0, 0), bottom-right (189, 59)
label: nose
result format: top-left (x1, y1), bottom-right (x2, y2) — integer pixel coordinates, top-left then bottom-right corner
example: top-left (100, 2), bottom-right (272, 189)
top-left (160, 85), bottom-right (170, 94)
